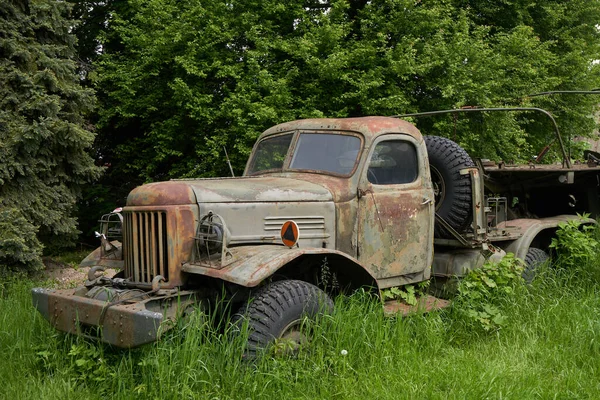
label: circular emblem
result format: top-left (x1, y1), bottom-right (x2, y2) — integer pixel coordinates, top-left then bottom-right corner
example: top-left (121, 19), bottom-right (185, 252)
top-left (280, 220), bottom-right (300, 248)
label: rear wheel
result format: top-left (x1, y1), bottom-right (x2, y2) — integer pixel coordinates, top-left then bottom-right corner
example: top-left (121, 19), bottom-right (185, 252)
top-left (523, 247), bottom-right (549, 283)
top-left (424, 136), bottom-right (475, 237)
top-left (235, 280), bottom-right (333, 359)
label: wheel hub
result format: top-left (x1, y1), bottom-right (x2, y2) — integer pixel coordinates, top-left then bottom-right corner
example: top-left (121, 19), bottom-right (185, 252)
top-left (430, 165), bottom-right (445, 211)
top-left (273, 320), bottom-right (308, 355)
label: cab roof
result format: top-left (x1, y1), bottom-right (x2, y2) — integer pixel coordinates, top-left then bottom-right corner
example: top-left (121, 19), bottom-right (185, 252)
top-left (259, 117), bottom-right (422, 143)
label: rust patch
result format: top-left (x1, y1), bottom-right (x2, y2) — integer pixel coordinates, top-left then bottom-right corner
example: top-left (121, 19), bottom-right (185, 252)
top-left (182, 245), bottom-right (379, 289)
top-left (358, 190), bottom-right (433, 279)
top-left (121, 205), bottom-right (198, 288)
top-left (259, 117), bottom-right (422, 144)
top-left (32, 287), bottom-right (197, 348)
top-left (127, 181), bottom-right (197, 206)
top-left (383, 295), bottom-right (450, 316)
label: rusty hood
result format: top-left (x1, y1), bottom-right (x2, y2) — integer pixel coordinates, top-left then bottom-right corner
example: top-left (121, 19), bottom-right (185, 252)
top-left (127, 177), bottom-right (332, 206)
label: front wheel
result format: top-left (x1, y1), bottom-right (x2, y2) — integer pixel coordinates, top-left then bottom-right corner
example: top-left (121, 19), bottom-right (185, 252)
top-left (235, 280), bottom-right (333, 358)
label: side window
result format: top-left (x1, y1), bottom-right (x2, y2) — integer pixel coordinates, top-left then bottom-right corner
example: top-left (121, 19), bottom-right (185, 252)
top-left (367, 140), bottom-right (418, 185)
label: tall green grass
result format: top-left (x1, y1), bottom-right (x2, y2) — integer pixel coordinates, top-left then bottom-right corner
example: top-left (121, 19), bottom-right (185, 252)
top-left (2, 233), bottom-right (600, 399)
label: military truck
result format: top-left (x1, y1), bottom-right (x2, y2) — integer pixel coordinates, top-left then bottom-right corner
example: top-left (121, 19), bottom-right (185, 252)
top-left (32, 114), bottom-right (600, 353)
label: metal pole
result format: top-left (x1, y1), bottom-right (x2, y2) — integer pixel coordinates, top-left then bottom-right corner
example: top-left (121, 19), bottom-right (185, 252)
top-left (393, 107), bottom-right (571, 169)
top-left (528, 90), bottom-right (600, 97)
top-left (526, 90), bottom-right (600, 161)
top-left (223, 146), bottom-right (235, 177)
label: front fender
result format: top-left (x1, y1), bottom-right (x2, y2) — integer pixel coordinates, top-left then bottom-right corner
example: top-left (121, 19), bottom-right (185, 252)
top-left (498, 215), bottom-right (596, 259)
top-left (182, 245), bottom-right (379, 290)
top-left (79, 241), bottom-right (124, 270)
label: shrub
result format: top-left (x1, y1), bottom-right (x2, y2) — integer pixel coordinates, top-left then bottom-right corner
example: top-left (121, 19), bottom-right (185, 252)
top-left (453, 253), bottom-right (525, 332)
top-left (547, 215), bottom-right (600, 287)
top-left (549, 215), bottom-right (599, 270)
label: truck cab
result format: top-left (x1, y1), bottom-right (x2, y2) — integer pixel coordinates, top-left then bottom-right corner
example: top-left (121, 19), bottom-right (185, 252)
top-left (239, 117), bottom-right (435, 287)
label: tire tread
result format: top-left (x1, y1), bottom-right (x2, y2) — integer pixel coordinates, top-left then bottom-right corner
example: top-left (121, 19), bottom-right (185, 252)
top-left (523, 247), bottom-right (549, 283)
top-left (424, 135), bottom-right (475, 237)
top-left (235, 280), bottom-right (333, 358)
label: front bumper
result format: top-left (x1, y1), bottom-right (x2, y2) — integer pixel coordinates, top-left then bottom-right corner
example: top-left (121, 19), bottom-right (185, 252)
top-left (32, 287), bottom-right (189, 348)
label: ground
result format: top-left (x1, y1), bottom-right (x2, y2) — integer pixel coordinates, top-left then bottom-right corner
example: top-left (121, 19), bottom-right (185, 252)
top-left (40, 257), bottom-right (118, 288)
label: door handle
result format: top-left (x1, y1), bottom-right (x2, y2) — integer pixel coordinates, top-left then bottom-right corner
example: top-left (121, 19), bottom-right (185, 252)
top-left (421, 198), bottom-right (432, 205)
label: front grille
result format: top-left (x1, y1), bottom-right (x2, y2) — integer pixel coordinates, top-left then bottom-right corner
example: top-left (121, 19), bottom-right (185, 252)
top-left (123, 211), bottom-right (169, 283)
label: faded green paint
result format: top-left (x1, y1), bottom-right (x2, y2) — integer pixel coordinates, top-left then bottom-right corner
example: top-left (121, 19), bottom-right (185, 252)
top-left (35, 116), bottom-right (600, 348)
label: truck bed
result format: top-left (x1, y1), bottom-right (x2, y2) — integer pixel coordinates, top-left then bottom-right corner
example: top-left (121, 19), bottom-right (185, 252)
top-left (482, 161), bottom-right (600, 219)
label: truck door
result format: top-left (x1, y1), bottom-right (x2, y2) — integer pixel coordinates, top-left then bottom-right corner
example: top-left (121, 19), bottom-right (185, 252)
top-left (357, 135), bottom-right (435, 285)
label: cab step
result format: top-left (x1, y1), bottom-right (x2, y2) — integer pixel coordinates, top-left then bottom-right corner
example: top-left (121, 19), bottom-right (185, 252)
top-left (383, 295), bottom-right (450, 316)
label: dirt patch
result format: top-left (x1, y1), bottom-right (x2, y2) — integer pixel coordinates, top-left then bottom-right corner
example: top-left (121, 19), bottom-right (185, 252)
top-left (42, 258), bottom-right (119, 288)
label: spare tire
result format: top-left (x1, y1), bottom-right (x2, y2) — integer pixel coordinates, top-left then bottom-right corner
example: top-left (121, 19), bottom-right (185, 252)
top-left (424, 136), bottom-right (475, 237)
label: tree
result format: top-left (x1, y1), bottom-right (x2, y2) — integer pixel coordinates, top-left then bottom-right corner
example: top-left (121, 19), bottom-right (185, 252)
top-left (0, 1), bottom-right (101, 270)
top-left (83, 0), bottom-right (600, 195)
top-left (445, 0), bottom-right (600, 160)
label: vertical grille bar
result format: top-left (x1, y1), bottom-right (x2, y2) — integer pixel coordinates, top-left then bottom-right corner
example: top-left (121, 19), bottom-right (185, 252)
top-left (130, 213), bottom-right (134, 279)
top-left (162, 212), bottom-right (169, 281)
top-left (139, 213), bottom-right (145, 281)
top-left (144, 213), bottom-right (151, 282)
top-left (124, 213), bottom-right (131, 277)
top-left (132, 212), bottom-right (140, 282)
top-left (129, 213), bottom-right (133, 278)
top-left (123, 211), bottom-right (168, 283)
top-left (122, 213), bottom-right (128, 272)
top-left (157, 214), bottom-right (164, 280)
top-left (140, 213), bottom-right (145, 281)
top-left (150, 213), bottom-right (157, 279)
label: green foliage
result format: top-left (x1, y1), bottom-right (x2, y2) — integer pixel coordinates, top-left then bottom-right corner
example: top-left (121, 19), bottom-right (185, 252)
top-left (454, 253), bottom-right (525, 332)
top-left (87, 0), bottom-right (600, 191)
top-left (383, 285), bottom-right (416, 305)
top-left (382, 281), bottom-right (430, 306)
top-left (50, 249), bottom-right (92, 268)
top-left (62, 0), bottom-right (600, 242)
top-left (67, 1), bottom-right (116, 81)
top-left (550, 215), bottom-right (599, 270)
top-left (37, 343), bottom-right (113, 386)
top-left (3, 271), bottom-right (600, 398)
top-left (0, 1), bottom-right (101, 267)
top-left (0, 208), bottom-right (44, 272)
top-left (449, 0), bottom-right (600, 162)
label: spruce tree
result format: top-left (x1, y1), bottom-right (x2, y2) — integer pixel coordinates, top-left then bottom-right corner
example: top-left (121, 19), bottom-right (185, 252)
top-left (0, 1), bottom-right (101, 271)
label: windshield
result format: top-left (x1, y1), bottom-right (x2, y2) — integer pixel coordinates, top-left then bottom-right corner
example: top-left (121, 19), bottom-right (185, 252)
top-left (247, 133), bottom-right (293, 173)
top-left (247, 132), bottom-right (361, 176)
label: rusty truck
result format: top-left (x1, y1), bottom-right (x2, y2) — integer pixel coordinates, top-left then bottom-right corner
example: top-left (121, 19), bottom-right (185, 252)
top-left (32, 112), bottom-right (600, 354)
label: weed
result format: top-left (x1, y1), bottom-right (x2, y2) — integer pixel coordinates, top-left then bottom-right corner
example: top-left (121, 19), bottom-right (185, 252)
top-left (37, 341), bottom-right (114, 386)
top-left (382, 281), bottom-right (430, 305)
top-left (453, 253), bottom-right (525, 332)
top-left (382, 285), bottom-right (416, 305)
top-left (550, 214), bottom-right (599, 272)
top-left (3, 231), bottom-right (600, 399)
top-left (318, 256), bottom-right (339, 291)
